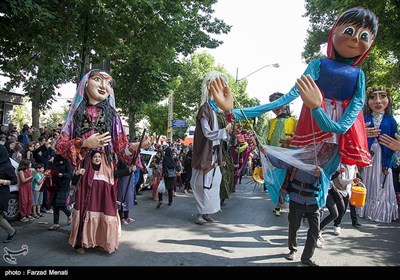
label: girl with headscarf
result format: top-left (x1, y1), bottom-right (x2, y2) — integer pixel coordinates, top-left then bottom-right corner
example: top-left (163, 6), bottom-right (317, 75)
top-left (55, 69), bottom-right (152, 254)
top-left (0, 145), bottom-right (18, 243)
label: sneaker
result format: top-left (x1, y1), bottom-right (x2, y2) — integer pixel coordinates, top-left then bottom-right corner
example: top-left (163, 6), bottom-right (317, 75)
top-left (184, 190), bottom-right (188, 194)
top-left (45, 209), bottom-right (53, 214)
top-left (301, 259), bottom-right (319, 266)
top-left (121, 219), bottom-right (129, 225)
top-left (333, 226), bottom-right (341, 235)
top-left (352, 222), bottom-right (361, 228)
top-left (3, 230), bottom-right (18, 243)
top-left (195, 217), bottom-right (207, 225)
top-left (156, 202), bottom-right (162, 209)
top-left (20, 217), bottom-right (29, 223)
top-left (168, 202), bottom-right (172, 206)
top-left (27, 216), bottom-right (35, 221)
top-left (126, 217), bottom-right (135, 223)
top-left (202, 214), bottom-right (215, 222)
top-left (285, 251), bottom-right (296, 261)
top-left (275, 209), bottom-right (281, 216)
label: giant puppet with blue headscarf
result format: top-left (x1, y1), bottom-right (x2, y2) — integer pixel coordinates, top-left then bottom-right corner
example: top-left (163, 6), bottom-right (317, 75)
top-left (234, 7), bottom-right (378, 208)
top-left (55, 69), bottom-right (153, 254)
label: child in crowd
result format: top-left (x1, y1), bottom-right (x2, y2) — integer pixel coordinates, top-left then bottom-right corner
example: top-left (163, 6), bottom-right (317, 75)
top-left (17, 158), bottom-right (34, 222)
top-left (31, 163), bottom-right (46, 218)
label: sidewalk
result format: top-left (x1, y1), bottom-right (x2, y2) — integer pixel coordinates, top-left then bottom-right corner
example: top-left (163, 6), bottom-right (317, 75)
top-left (1, 176), bottom-right (399, 268)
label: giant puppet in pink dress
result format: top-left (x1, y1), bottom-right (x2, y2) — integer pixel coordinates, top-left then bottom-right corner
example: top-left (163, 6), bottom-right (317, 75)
top-left (56, 69), bottom-right (152, 254)
top-left (233, 7), bottom-right (378, 208)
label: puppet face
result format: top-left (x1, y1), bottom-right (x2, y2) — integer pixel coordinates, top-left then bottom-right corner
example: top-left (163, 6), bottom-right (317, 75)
top-left (272, 106), bottom-right (285, 117)
top-left (332, 23), bottom-right (374, 59)
top-left (91, 152), bottom-right (102, 165)
top-left (86, 71), bottom-right (114, 105)
top-left (367, 91), bottom-right (389, 114)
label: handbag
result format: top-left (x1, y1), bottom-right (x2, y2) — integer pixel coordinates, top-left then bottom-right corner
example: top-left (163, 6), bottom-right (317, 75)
top-left (157, 180), bottom-right (166, 193)
top-left (166, 168), bottom-right (176, 178)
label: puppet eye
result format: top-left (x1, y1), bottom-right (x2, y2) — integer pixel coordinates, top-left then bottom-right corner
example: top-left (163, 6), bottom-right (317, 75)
top-left (342, 26), bottom-right (355, 36)
top-left (360, 31), bottom-right (370, 43)
top-left (379, 93), bottom-right (387, 99)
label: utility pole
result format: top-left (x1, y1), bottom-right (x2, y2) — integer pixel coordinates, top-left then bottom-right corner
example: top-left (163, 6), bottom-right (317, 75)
top-left (167, 93), bottom-right (173, 143)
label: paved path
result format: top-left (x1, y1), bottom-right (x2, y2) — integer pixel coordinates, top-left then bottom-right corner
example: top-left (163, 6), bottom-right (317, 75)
top-left (1, 176), bottom-right (399, 272)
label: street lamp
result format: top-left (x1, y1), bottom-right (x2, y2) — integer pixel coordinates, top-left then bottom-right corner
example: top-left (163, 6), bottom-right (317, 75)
top-left (235, 63), bottom-right (279, 83)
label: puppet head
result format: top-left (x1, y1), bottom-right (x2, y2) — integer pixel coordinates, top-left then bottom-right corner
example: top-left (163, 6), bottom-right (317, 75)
top-left (201, 71), bottom-right (233, 112)
top-left (365, 85), bottom-right (392, 115)
top-left (327, 7), bottom-right (378, 66)
top-left (62, 69), bottom-right (116, 135)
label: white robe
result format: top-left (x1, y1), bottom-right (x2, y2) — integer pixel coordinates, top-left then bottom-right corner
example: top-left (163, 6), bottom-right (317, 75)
top-left (191, 112), bottom-right (227, 215)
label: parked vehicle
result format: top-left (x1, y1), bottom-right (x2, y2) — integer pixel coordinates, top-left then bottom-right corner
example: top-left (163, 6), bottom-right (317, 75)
top-left (139, 150), bottom-right (157, 190)
top-left (3, 157), bottom-right (20, 222)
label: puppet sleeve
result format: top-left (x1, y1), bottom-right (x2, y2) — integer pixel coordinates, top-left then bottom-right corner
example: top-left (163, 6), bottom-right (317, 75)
top-left (232, 60), bottom-right (320, 120)
top-left (311, 70), bottom-right (366, 134)
top-left (200, 118), bottom-right (228, 141)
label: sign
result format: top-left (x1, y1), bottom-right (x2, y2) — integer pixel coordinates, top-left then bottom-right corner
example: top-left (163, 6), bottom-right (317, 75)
top-left (172, 119), bottom-right (186, 128)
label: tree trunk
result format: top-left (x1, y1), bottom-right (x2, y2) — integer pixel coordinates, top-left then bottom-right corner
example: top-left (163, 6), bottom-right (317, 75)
top-left (128, 111), bottom-right (136, 142)
top-left (31, 87), bottom-right (41, 141)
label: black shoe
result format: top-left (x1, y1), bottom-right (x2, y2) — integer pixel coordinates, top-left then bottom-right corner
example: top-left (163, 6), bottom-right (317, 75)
top-left (3, 230), bottom-right (18, 243)
top-left (168, 202), bottom-right (172, 206)
top-left (352, 222), bottom-right (361, 228)
top-left (285, 251), bottom-right (296, 261)
top-left (134, 199), bottom-right (138, 205)
top-left (301, 259), bottom-right (318, 266)
top-left (157, 202), bottom-right (162, 209)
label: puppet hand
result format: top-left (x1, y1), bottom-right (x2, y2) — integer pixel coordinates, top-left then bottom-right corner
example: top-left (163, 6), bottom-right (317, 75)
top-left (296, 75), bottom-right (322, 109)
top-left (365, 122), bottom-right (380, 138)
top-left (379, 133), bottom-right (400, 151)
top-left (83, 132), bottom-right (111, 149)
top-left (209, 77), bottom-right (234, 111)
top-left (141, 135), bottom-right (153, 149)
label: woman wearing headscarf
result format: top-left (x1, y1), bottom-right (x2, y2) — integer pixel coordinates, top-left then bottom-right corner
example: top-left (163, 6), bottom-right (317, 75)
top-left (157, 147), bottom-right (176, 208)
top-left (55, 69), bottom-right (152, 254)
top-left (47, 152), bottom-right (73, 231)
top-left (0, 144), bottom-right (18, 243)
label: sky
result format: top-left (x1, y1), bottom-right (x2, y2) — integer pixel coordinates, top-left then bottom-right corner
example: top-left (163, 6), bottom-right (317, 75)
top-left (56, 0), bottom-right (310, 116)
top-left (202, 0), bottom-right (310, 116)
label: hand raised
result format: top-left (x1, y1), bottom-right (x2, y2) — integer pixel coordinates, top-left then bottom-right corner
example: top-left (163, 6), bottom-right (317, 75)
top-left (296, 75), bottom-right (322, 109)
top-left (209, 77), bottom-right (234, 111)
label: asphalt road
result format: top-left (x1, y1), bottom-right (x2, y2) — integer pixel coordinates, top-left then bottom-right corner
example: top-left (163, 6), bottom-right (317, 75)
top-left (1, 176), bottom-right (399, 274)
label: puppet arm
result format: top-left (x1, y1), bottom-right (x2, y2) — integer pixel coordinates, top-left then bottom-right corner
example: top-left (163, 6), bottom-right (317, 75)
top-left (311, 70), bottom-right (366, 134)
top-left (200, 118), bottom-right (228, 141)
top-left (232, 60), bottom-right (320, 120)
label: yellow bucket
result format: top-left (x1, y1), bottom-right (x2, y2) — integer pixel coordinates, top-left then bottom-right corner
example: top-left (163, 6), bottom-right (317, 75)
top-left (350, 183), bottom-right (366, 207)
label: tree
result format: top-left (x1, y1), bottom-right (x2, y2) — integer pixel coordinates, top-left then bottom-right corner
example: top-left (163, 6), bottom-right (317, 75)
top-left (303, 0), bottom-right (400, 109)
top-left (0, 0), bottom-right (232, 140)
